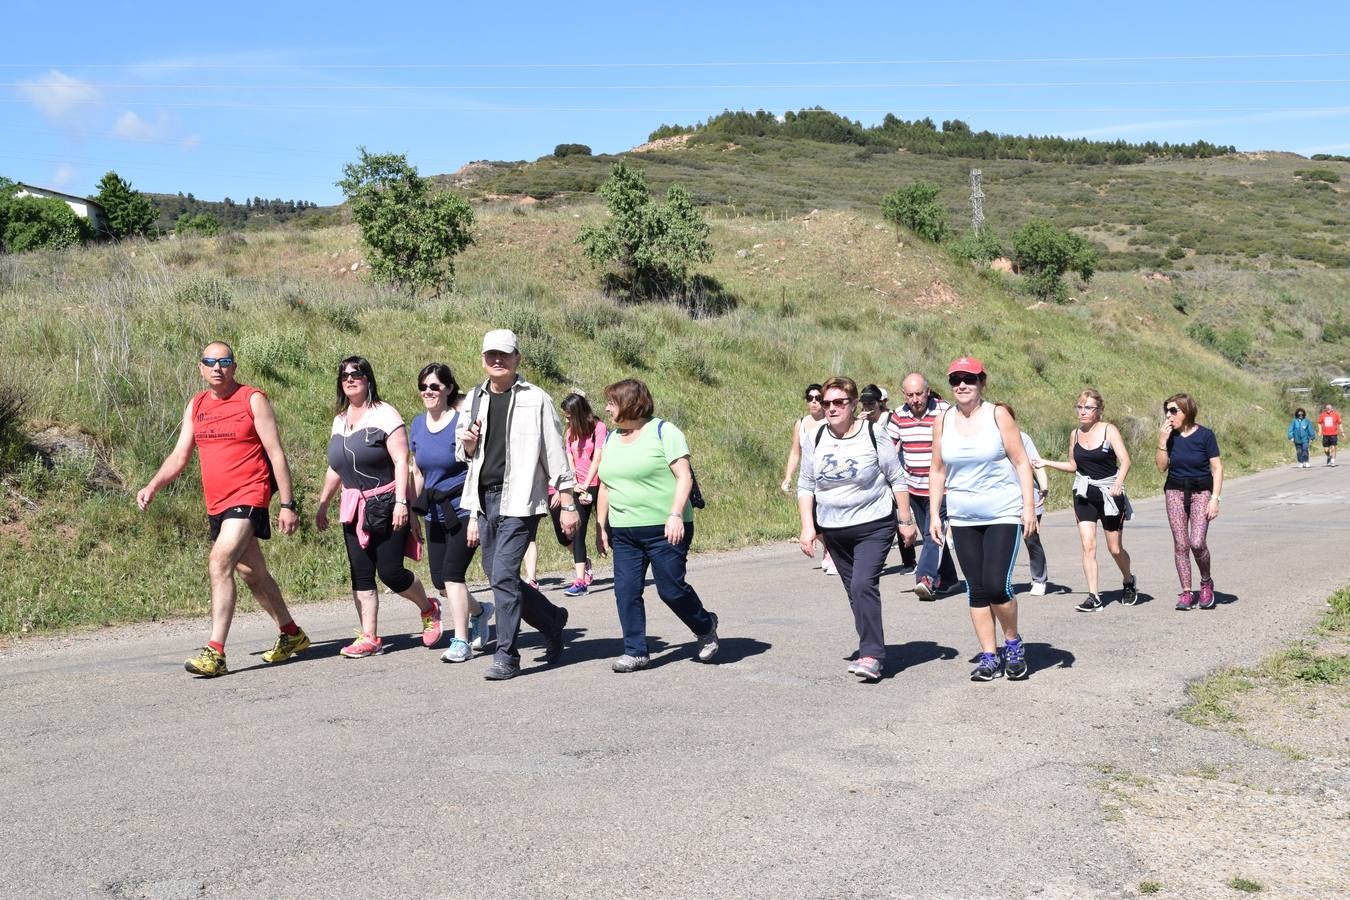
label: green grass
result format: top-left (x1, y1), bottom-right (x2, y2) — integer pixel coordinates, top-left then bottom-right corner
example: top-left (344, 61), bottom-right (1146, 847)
top-left (1138, 880), bottom-right (1162, 895)
top-left (1226, 876), bottom-right (1263, 893)
top-left (0, 206), bottom-right (1302, 634)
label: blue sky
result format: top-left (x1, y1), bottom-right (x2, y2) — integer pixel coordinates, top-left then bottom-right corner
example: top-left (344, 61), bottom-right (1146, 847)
top-left (5, 0), bottom-right (1348, 204)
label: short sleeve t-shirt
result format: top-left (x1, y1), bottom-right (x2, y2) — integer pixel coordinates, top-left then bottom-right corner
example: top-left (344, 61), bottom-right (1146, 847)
top-left (569, 420), bottom-right (608, 487)
top-left (410, 411), bottom-right (467, 521)
top-left (1319, 410), bottom-right (1342, 436)
top-left (597, 419), bottom-right (693, 528)
top-left (327, 402), bottom-right (405, 490)
top-left (1165, 425), bottom-right (1220, 480)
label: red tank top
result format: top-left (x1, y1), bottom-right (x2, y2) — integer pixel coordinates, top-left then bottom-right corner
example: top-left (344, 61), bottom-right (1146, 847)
top-left (192, 385), bottom-right (273, 514)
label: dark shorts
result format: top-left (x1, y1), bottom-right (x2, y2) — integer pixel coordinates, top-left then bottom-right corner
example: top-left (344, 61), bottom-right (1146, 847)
top-left (1324, 435), bottom-right (1339, 447)
top-left (208, 505), bottom-right (271, 542)
top-left (1073, 490), bottom-right (1124, 532)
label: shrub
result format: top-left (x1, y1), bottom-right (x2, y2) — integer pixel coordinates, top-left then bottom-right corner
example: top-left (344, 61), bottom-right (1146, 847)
top-left (1165, 246), bottom-right (1186, 260)
top-left (1171, 292), bottom-right (1190, 314)
top-left (1295, 168), bottom-right (1340, 183)
top-left (1321, 314), bottom-right (1349, 343)
top-left (523, 340), bottom-right (566, 383)
top-left (1186, 321), bottom-right (1218, 349)
top-left (1217, 328), bottom-right (1252, 366)
top-left (563, 302), bottom-right (623, 338)
top-left (175, 212), bottom-right (221, 237)
top-left (659, 341), bottom-right (718, 386)
top-left (880, 181), bottom-right (949, 243)
top-left (319, 303), bottom-right (361, 333)
top-left (553, 144), bottom-right (593, 158)
top-left (237, 329), bottom-right (308, 374)
top-left (949, 228), bottom-right (1003, 263)
top-left (173, 275), bottom-right (232, 309)
top-left (600, 330), bottom-right (647, 368)
top-left (493, 303), bottom-right (547, 341)
top-left (1010, 220), bottom-right (1098, 303)
top-left (1, 194), bottom-right (89, 252)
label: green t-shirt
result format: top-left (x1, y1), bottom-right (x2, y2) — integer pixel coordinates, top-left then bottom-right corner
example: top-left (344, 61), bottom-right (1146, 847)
top-left (598, 418), bottom-right (694, 528)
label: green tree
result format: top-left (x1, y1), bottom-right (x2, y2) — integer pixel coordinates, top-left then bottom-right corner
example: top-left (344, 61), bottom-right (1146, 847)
top-left (881, 181), bottom-right (950, 243)
top-left (577, 162), bottom-right (713, 303)
top-left (1, 192), bottom-right (89, 252)
top-left (1010, 219), bottom-right (1098, 302)
top-left (553, 143), bottom-right (592, 158)
top-left (93, 171), bottom-right (157, 239)
top-left (337, 148), bottom-right (475, 297)
top-left (175, 212), bottom-right (221, 236)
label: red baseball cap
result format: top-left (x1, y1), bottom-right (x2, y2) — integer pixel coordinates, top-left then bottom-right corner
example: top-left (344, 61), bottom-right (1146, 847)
top-left (947, 356), bottom-right (986, 376)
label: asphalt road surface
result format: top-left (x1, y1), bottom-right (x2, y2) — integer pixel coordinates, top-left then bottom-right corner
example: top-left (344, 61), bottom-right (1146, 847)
top-left (2, 464), bottom-right (1347, 899)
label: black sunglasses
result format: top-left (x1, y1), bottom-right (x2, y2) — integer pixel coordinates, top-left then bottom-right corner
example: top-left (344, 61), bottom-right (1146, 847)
top-left (948, 372), bottom-right (981, 387)
top-left (341, 370), bottom-right (366, 381)
top-left (419, 382), bottom-right (445, 392)
top-left (806, 394), bottom-right (822, 402)
top-left (201, 356), bottom-right (234, 368)
top-left (1165, 406), bottom-right (1182, 415)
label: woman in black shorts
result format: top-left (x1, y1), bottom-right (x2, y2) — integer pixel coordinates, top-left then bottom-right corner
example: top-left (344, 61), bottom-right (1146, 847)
top-left (1035, 389), bottom-right (1137, 612)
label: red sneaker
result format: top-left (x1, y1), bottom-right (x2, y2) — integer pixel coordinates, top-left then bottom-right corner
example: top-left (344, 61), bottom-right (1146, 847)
top-left (421, 597), bottom-right (443, 647)
top-left (1198, 580), bottom-right (1216, 610)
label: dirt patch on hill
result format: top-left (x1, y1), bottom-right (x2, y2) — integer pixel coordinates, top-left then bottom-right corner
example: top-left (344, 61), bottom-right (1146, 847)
top-left (629, 134), bottom-right (693, 154)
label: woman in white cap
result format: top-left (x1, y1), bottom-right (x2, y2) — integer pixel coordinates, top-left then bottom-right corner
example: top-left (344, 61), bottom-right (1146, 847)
top-left (928, 357), bottom-right (1037, 682)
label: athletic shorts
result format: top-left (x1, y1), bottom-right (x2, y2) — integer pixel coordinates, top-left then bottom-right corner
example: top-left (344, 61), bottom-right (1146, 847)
top-left (1323, 435), bottom-right (1339, 448)
top-left (208, 505), bottom-right (271, 542)
top-left (1073, 490), bottom-right (1123, 532)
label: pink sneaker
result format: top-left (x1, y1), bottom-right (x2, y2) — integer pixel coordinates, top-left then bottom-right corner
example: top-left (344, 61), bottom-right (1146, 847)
top-left (1175, 592), bottom-right (1194, 611)
top-left (583, 561), bottom-right (594, 586)
top-left (1198, 579), bottom-right (1216, 610)
top-left (340, 631), bottom-right (384, 658)
top-left (421, 597), bottom-right (443, 647)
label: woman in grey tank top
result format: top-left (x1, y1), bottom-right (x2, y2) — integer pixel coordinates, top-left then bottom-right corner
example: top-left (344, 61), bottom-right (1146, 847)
top-left (929, 357), bottom-right (1037, 682)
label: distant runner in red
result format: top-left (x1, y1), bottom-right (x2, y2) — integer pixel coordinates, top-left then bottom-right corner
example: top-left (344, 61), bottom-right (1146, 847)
top-left (1318, 403), bottom-right (1344, 467)
top-left (137, 341), bottom-right (308, 678)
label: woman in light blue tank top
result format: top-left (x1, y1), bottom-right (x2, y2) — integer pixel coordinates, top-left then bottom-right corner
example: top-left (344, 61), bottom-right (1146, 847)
top-left (929, 357), bottom-right (1037, 682)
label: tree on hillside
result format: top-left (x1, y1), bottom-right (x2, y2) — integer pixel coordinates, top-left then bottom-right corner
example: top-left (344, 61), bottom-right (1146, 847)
top-left (175, 212), bottom-right (221, 237)
top-left (881, 181), bottom-right (949, 244)
top-left (337, 148), bottom-right (475, 297)
top-left (577, 162), bottom-right (713, 306)
top-left (1011, 219), bottom-right (1098, 303)
top-left (94, 171), bottom-right (158, 239)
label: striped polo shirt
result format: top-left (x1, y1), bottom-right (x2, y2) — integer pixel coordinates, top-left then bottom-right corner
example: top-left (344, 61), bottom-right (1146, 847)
top-left (885, 395), bottom-right (950, 497)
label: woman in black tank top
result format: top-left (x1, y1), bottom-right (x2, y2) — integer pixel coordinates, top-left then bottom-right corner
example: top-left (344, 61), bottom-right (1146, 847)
top-left (1034, 389), bottom-right (1137, 611)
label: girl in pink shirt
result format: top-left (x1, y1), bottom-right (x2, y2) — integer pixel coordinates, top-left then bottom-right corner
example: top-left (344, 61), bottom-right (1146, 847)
top-left (551, 393), bottom-right (607, 596)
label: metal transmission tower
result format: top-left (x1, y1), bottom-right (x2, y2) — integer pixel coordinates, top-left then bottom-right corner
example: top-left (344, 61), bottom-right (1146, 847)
top-left (969, 168), bottom-right (985, 233)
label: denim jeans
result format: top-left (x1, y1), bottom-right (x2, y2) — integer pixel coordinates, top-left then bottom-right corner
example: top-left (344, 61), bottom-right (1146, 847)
top-left (610, 523), bottom-right (713, 657)
top-left (910, 495), bottom-right (959, 586)
top-left (1294, 441), bottom-right (1310, 464)
top-left (477, 487), bottom-right (565, 666)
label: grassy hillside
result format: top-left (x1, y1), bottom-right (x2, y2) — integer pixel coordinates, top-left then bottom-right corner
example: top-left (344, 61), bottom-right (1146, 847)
top-left (0, 201), bottom-right (1299, 635)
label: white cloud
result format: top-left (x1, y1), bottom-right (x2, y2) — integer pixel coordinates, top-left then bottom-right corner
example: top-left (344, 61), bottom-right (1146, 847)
top-left (16, 70), bottom-right (101, 122)
top-left (1075, 106), bottom-right (1350, 139)
top-left (51, 164), bottom-right (76, 187)
top-left (180, 134), bottom-right (203, 150)
top-left (112, 110), bottom-right (171, 141)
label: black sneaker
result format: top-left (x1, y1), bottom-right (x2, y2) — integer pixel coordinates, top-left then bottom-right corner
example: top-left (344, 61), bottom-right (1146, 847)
top-left (1003, 638), bottom-right (1029, 680)
top-left (1075, 593), bottom-right (1104, 612)
top-left (970, 652), bottom-right (1002, 682)
top-left (543, 606), bottom-right (569, 664)
top-left (1120, 577), bottom-right (1139, 606)
top-left (482, 660), bottom-right (520, 681)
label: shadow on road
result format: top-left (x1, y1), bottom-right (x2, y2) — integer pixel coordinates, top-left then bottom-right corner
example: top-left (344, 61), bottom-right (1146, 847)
top-left (885, 640), bottom-right (959, 678)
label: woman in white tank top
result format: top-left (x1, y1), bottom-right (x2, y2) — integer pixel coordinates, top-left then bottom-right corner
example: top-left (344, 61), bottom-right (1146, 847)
top-left (929, 357), bottom-right (1037, 683)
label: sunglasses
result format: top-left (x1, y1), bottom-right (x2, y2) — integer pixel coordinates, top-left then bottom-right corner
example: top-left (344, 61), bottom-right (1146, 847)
top-left (419, 382), bottom-right (445, 392)
top-left (948, 373), bottom-right (981, 387)
top-left (1165, 406), bottom-right (1182, 415)
top-left (341, 370), bottom-right (367, 381)
top-left (822, 397), bottom-right (852, 408)
top-left (201, 356), bottom-right (234, 368)
top-left (806, 394), bottom-right (822, 402)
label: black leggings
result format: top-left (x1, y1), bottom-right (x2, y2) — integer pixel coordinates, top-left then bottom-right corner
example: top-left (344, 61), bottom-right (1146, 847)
top-left (950, 523), bottom-right (1022, 608)
top-left (548, 486), bottom-right (598, 565)
top-left (343, 523), bottom-right (415, 593)
top-left (425, 515), bottom-right (477, 589)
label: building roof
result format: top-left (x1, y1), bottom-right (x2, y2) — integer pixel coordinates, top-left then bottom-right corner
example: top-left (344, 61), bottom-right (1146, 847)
top-left (13, 183), bottom-right (106, 212)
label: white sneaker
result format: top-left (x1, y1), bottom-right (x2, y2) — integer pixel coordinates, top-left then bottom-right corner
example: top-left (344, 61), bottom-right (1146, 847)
top-left (822, 559), bottom-right (837, 576)
top-left (1029, 581), bottom-right (1047, 596)
top-left (469, 600), bottom-right (494, 651)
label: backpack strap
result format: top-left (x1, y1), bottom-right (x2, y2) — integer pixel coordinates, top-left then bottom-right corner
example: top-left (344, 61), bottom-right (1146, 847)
top-left (814, 420), bottom-right (878, 450)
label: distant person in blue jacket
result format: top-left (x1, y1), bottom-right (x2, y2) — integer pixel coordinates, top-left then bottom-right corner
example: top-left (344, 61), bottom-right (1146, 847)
top-left (1287, 407), bottom-right (1314, 469)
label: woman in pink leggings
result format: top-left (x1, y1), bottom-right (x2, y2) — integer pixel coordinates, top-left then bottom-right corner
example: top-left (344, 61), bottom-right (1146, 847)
top-left (1154, 393), bottom-right (1224, 610)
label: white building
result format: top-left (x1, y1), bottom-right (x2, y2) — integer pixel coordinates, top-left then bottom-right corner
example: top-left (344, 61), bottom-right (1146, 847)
top-left (12, 183), bottom-right (108, 236)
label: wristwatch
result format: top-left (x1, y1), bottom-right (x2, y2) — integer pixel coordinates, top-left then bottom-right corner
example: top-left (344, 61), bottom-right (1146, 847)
top-left (279, 501), bottom-right (298, 511)
top-left (394, 498), bottom-right (408, 506)
top-left (561, 504), bottom-right (578, 512)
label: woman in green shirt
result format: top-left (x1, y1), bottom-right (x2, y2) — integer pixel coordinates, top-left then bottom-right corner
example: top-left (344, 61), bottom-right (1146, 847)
top-left (596, 379), bottom-right (720, 673)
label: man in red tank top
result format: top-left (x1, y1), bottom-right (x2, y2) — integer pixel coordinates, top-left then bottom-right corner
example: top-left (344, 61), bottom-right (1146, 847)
top-left (137, 341), bottom-right (308, 677)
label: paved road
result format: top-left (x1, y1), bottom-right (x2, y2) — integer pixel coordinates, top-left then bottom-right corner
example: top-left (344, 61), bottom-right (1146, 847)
top-left (2, 464), bottom-right (1347, 899)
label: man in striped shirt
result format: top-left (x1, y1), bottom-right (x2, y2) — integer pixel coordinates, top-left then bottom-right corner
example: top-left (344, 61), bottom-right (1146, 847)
top-left (886, 373), bottom-right (960, 600)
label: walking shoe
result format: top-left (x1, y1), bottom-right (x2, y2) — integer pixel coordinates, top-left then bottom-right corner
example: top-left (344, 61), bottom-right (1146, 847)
top-left (1003, 637), bottom-right (1029, 680)
top-left (1120, 577), bottom-right (1140, 607)
top-left (1075, 593), bottom-right (1104, 613)
top-left (184, 646), bottom-right (228, 677)
top-left (822, 558), bottom-right (837, 576)
top-left (421, 597), bottom-right (443, 648)
top-left (970, 652), bottom-right (1002, 682)
top-left (1198, 579), bottom-right (1216, 610)
top-left (1029, 581), bottom-right (1048, 596)
top-left (1175, 592), bottom-right (1195, 611)
top-left (441, 637), bottom-right (471, 663)
top-left (896, 565), bottom-right (916, 576)
top-left (611, 654), bottom-right (650, 673)
top-left (914, 575), bottom-right (935, 601)
top-left (851, 656), bottom-right (882, 682)
top-left (469, 600), bottom-right (494, 651)
top-left (562, 579), bottom-right (589, 597)
top-left (543, 607), bottom-right (569, 664)
top-left (696, 611), bottom-right (719, 662)
top-left (261, 628), bottom-right (311, 664)
top-left (482, 660), bottom-right (520, 680)
top-left (340, 631), bottom-right (384, 658)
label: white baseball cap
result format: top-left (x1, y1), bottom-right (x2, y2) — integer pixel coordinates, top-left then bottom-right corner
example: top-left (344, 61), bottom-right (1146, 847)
top-left (482, 329), bottom-right (519, 354)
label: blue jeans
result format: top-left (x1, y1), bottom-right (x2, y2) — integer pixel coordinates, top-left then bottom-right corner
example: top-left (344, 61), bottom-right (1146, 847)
top-left (610, 523), bottom-right (714, 657)
top-left (1294, 441), bottom-right (1310, 464)
top-left (910, 495), bottom-right (958, 586)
